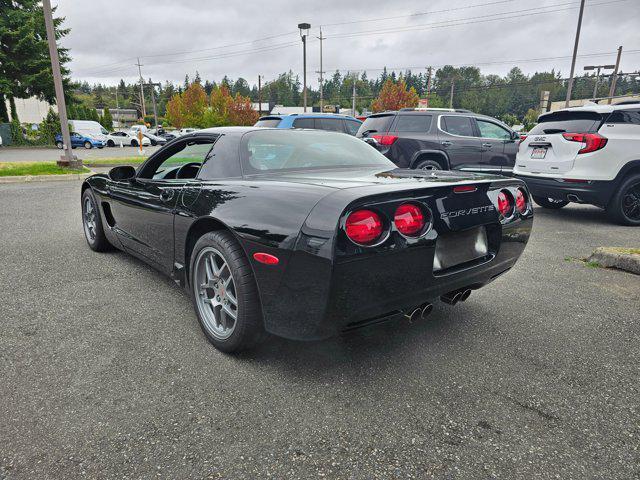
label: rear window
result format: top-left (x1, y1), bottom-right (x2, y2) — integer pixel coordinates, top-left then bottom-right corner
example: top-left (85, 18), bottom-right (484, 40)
top-left (393, 115), bottom-right (432, 132)
top-left (356, 114), bottom-right (394, 136)
top-left (317, 118), bottom-right (344, 132)
top-left (529, 111), bottom-right (603, 134)
top-left (255, 118), bottom-right (282, 128)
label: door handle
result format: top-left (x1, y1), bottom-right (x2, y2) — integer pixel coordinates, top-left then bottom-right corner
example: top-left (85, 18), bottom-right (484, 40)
top-left (441, 141), bottom-right (452, 147)
top-left (482, 143), bottom-right (493, 148)
top-left (159, 189), bottom-right (175, 202)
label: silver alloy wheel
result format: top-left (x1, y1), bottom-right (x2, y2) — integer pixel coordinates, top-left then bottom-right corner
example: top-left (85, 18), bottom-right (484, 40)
top-left (194, 247), bottom-right (238, 340)
top-left (83, 197), bottom-right (97, 242)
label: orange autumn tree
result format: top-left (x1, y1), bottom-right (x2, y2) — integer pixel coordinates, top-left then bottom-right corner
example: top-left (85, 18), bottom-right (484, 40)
top-left (371, 79), bottom-right (419, 112)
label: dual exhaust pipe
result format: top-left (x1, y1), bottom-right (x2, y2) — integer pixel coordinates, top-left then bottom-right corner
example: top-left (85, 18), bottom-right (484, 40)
top-left (440, 288), bottom-right (472, 306)
top-left (404, 302), bottom-right (434, 322)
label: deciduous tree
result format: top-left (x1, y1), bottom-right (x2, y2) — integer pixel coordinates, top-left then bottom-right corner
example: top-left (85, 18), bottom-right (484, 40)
top-left (371, 79), bottom-right (419, 112)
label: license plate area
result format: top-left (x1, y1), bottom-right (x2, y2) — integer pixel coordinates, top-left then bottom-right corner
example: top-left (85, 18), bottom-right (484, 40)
top-left (531, 147), bottom-right (547, 159)
top-left (433, 226), bottom-right (489, 273)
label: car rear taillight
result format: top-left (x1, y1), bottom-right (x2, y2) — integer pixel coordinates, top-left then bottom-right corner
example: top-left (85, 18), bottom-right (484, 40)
top-left (371, 134), bottom-right (399, 146)
top-left (518, 135), bottom-right (527, 152)
top-left (497, 190), bottom-right (514, 218)
top-left (515, 188), bottom-right (528, 214)
top-left (345, 209), bottom-right (384, 245)
top-left (394, 203), bottom-right (427, 236)
top-left (562, 132), bottom-right (607, 154)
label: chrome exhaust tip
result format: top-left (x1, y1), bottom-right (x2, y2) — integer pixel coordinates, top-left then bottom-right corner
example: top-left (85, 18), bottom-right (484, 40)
top-left (421, 303), bottom-right (433, 318)
top-left (440, 291), bottom-right (462, 305)
top-left (459, 289), bottom-right (472, 302)
top-left (404, 307), bottom-right (422, 322)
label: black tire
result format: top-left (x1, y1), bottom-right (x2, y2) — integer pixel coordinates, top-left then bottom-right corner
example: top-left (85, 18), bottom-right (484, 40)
top-left (189, 231), bottom-right (266, 352)
top-left (56, 141), bottom-right (63, 149)
top-left (81, 188), bottom-right (113, 252)
top-left (131, 140), bottom-right (138, 147)
top-left (414, 158), bottom-right (443, 171)
top-left (107, 140), bottom-right (115, 147)
top-left (533, 195), bottom-right (569, 209)
top-left (606, 173), bottom-right (640, 226)
top-left (84, 141), bottom-right (92, 149)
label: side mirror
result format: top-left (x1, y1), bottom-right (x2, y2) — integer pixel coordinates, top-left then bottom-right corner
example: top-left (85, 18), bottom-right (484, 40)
top-left (108, 165), bottom-right (136, 182)
top-left (511, 131), bottom-right (520, 141)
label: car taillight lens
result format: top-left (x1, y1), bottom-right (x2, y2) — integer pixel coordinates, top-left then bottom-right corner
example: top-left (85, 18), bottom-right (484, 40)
top-left (518, 135), bottom-right (527, 152)
top-left (515, 188), bottom-right (528, 214)
top-left (371, 134), bottom-right (399, 146)
top-left (394, 203), bottom-right (427, 236)
top-left (345, 209), bottom-right (384, 245)
top-left (497, 190), bottom-right (514, 218)
top-left (562, 132), bottom-right (607, 154)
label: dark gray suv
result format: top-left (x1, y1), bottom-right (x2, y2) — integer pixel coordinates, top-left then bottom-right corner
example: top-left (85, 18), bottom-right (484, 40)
top-left (356, 108), bottom-right (520, 174)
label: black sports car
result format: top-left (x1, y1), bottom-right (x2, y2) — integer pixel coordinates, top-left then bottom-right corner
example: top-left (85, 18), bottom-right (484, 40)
top-left (81, 127), bottom-right (533, 352)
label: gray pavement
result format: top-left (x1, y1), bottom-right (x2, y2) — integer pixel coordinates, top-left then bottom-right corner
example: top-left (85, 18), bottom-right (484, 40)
top-left (0, 181), bottom-right (638, 479)
top-left (0, 145), bottom-right (161, 163)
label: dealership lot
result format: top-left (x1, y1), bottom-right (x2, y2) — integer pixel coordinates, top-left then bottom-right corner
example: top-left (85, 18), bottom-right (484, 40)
top-left (1, 181), bottom-right (638, 479)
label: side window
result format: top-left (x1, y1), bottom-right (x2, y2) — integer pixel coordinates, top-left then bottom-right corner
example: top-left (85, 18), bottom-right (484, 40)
top-left (607, 109), bottom-right (640, 125)
top-left (476, 119), bottom-right (511, 140)
top-left (140, 140), bottom-right (216, 179)
top-left (292, 118), bottom-right (316, 129)
top-left (441, 116), bottom-right (474, 137)
top-left (394, 115), bottom-right (432, 132)
top-left (198, 134), bottom-right (242, 179)
top-left (344, 120), bottom-right (361, 136)
top-left (317, 118), bottom-right (344, 132)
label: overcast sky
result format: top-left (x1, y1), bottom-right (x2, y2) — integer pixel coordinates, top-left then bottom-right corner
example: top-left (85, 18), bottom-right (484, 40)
top-left (57, 0), bottom-right (640, 88)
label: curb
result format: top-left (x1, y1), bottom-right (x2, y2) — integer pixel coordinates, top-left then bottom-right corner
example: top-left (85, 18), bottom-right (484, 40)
top-left (588, 247), bottom-right (640, 275)
top-left (0, 172), bottom-right (94, 184)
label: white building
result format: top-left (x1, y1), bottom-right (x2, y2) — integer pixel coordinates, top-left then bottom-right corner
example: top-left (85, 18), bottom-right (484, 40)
top-left (6, 96), bottom-right (56, 124)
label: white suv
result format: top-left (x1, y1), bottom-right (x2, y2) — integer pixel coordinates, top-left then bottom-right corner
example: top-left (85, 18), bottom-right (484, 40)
top-left (514, 102), bottom-right (640, 225)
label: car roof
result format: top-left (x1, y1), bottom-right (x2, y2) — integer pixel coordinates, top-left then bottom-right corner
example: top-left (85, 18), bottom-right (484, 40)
top-left (259, 113), bottom-right (360, 120)
top-left (545, 101), bottom-right (640, 116)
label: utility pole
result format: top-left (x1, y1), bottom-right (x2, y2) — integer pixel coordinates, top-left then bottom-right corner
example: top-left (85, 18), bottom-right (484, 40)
top-left (584, 64), bottom-right (615, 99)
top-left (298, 23), bottom-right (311, 112)
top-left (607, 46), bottom-right (623, 104)
top-left (257, 75), bottom-right (262, 116)
top-left (316, 27), bottom-right (326, 110)
top-left (351, 74), bottom-right (357, 115)
top-left (136, 57), bottom-right (146, 118)
top-left (425, 66), bottom-right (433, 107)
top-left (115, 85), bottom-right (120, 128)
top-left (42, 0), bottom-right (77, 167)
top-left (565, 0), bottom-right (586, 108)
top-left (449, 77), bottom-right (455, 109)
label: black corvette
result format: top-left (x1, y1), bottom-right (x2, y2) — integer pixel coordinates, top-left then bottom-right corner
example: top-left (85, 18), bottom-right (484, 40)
top-left (81, 127), bottom-right (533, 352)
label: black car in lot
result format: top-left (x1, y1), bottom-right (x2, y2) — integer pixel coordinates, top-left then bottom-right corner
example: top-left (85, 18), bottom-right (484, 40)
top-left (357, 108), bottom-right (521, 174)
top-left (81, 127), bottom-right (532, 352)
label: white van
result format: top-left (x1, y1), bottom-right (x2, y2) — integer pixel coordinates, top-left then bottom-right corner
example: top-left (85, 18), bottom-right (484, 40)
top-left (69, 120), bottom-right (107, 141)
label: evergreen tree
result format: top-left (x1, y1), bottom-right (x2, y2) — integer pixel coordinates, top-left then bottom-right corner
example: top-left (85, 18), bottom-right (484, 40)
top-left (101, 107), bottom-right (113, 131)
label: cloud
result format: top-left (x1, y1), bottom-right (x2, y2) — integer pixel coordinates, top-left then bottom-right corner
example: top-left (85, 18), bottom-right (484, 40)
top-left (56, 0), bottom-right (640, 87)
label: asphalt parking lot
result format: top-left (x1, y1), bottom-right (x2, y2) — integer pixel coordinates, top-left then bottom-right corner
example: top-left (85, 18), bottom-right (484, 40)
top-left (0, 146), bottom-right (161, 163)
top-left (1, 181), bottom-right (638, 479)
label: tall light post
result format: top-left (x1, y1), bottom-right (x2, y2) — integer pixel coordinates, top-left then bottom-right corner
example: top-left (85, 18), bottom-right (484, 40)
top-left (298, 22), bottom-right (311, 112)
top-left (584, 64), bottom-right (615, 99)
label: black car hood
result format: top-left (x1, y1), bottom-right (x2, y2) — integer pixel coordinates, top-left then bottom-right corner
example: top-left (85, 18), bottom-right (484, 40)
top-left (248, 167), bottom-right (501, 189)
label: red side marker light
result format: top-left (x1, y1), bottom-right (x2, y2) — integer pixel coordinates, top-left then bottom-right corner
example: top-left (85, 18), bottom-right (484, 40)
top-left (453, 185), bottom-right (477, 193)
top-left (253, 252), bottom-right (279, 265)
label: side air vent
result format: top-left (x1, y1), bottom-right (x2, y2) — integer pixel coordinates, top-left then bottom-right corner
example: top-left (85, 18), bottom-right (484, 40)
top-left (101, 202), bottom-right (116, 228)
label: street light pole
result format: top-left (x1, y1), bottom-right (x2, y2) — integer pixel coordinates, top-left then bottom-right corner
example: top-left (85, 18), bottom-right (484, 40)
top-left (316, 27), bottom-right (326, 111)
top-left (42, 0), bottom-right (77, 167)
top-left (298, 23), bottom-right (311, 112)
top-left (565, 0), bottom-right (586, 108)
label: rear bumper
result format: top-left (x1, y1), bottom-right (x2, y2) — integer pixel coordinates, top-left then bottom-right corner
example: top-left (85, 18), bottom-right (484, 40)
top-left (261, 216), bottom-right (532, 341)
top-left (515, 174), bottom-right (614, 207)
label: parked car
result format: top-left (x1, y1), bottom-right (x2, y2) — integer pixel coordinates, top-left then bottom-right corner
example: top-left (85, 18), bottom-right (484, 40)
top-left (176, 128), bottom-right (198, 136)
top-left (514, 102), bottom-right (640, 225)
top-left (80, 127), bottom-right (532, 352)
top-left (142, 132), bottom-right (167, 146)
top-left (160, 132), bottom-right (177, 141)
top-left (55, 132), bottom-right (105, 149)
top-left (254, 113), bottom-right (363, 136)
top-left (68, 120), bottom-right (107, 142)
top-left (105, 131), bottom-right (151, 147)
top-left (356, 108), bottom-right (520, 174)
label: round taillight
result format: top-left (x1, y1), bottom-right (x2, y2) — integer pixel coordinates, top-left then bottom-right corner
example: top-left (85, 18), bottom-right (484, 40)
top-left (497, 190), bottom-right (514, 218)
top-left (394, 203), bottom-right (426, 236)
top-left (345, 209), bottom-right (384, 245)
top-left (515, 188), bottom-right (528, 214)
